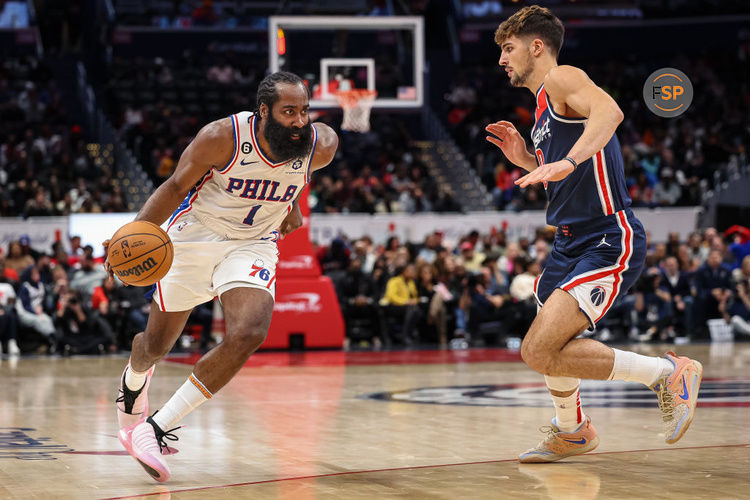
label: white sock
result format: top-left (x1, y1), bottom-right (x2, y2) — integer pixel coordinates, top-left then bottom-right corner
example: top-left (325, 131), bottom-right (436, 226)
top-left (608, 348), bottom-right (673, 387)
top-left (152, 373), bottom-right (212, 431)
top-left (125, 363), bottom-right (151, 391)
top-left (545, 375), bottom-right (585, 433)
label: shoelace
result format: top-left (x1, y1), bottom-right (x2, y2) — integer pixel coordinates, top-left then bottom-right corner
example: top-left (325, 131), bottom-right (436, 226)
top-left (539, 425), bottom-right (559, 438)
top-left (154, 426), bottom-right (181, 454)
top-left (653, 382), bottom-right (675, 422)
top-left (532, 425), bottom-right (561, 447)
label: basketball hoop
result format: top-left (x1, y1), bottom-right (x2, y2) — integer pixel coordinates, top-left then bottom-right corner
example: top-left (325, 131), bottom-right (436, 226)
top-left (335, 89), bottom-right (377, 133)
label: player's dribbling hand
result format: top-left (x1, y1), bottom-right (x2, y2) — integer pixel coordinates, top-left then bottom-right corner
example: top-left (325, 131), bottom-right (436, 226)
top-left (485, 121), bottom-right (530, 166)
top-left (102, 239), bottom-right (114, 278)
top-left (515, 159), bottom-right (575, 188)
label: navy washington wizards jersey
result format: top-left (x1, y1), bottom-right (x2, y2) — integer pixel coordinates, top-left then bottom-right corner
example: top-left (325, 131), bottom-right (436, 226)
top-left (531, 84), bottom-right (631, 226)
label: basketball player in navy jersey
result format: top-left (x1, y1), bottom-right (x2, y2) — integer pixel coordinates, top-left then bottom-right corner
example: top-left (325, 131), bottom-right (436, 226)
top-left (485, 6), bottom-right (702, 462)
top-left (106, 72), bottom-right (338, 481)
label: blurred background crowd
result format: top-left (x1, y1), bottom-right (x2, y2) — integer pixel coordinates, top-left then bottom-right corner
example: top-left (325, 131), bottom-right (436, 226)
top-left (2, 223), bottom-right (749, 355)
top-left (1, 0), bottom-right (750, 355)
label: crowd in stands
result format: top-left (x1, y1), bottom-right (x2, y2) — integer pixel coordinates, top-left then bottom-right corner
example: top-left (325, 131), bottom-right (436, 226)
top-left (0, 233), bottom-right (216, 356)
top-left (2, 223), bottom-right (750, 356)
top-left (315, 225), bottom-right (750, 350)
top-left (0, 56), bottom-right (127, 217)
top-left (444, 53), bottom-right (749, 211)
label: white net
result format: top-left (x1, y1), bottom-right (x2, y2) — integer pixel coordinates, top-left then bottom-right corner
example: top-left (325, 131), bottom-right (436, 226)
top-left (335, 89), bottom-right (377, 133)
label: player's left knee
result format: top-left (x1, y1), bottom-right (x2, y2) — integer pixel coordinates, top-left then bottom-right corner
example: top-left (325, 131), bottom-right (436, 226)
top-left (520, 338), bottom-right (554, 375)
top-left (225, 322), bottom-right (269, 353)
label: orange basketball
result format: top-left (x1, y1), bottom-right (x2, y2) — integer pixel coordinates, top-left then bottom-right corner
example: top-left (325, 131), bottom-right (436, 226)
top-left (108, 221), bottom-right (174, 286)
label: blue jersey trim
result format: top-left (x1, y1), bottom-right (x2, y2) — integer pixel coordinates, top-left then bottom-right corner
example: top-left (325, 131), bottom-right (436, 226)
top-left (306, 125), bottom-right (318, 183)
top-left (216, 114), bottom-right (239, 174)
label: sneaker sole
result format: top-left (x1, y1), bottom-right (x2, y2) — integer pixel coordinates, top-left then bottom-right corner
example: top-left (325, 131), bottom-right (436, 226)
top-left (519, 436), bottom-right (600, 463)
top-left (666, 361), bottom-right (703, 445)
top-left (136, 458), bottom-right (166, 482)
top-left (118, 427), bottom-right (170, 482)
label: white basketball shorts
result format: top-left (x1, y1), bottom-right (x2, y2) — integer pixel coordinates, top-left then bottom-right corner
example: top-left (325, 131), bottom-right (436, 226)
top-left (152, 214), bottom-right (279, 312)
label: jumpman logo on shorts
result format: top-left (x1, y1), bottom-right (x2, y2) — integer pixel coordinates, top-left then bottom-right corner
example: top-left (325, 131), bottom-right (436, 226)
top-left (597, 235), bottom-right (612, 248)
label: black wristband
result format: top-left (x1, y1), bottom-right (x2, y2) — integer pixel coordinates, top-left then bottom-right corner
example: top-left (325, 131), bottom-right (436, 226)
top-left (563, 156), bottom-right (578, 169)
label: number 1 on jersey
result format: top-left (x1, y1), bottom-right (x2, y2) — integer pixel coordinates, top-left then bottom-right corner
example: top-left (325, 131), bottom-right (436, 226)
top-left (243, 204), bottom-right (261, 226)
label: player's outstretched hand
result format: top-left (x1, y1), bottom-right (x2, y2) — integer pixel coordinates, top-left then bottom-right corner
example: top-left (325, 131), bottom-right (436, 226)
top-left (279, 203), bottom-right (303, 239)
top-left (102, 239), bottom-right (114, 278)
top-left (485, 121), bottom-right (529, 166)
top-left (515, 159), bottom-right (575, 188)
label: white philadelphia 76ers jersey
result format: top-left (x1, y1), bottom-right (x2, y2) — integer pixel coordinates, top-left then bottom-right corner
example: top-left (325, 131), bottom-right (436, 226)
top-left (167, 111), bottom-right (317, 241)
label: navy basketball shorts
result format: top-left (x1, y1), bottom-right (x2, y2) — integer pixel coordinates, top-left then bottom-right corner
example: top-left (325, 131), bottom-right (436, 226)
top-left (533, 209), bottom-right (647, 329)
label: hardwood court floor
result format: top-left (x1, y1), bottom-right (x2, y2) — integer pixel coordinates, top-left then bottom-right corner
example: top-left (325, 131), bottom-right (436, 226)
top-left (1, 343), bottom-right (749, 499)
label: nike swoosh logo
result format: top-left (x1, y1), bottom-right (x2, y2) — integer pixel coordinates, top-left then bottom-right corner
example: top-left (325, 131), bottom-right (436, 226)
top-left (240, 159), bottom-right (258, 166)
top-left (563, 438), bottom-right (587, 445)
top-left (679, 376), bottom-right (690, 400)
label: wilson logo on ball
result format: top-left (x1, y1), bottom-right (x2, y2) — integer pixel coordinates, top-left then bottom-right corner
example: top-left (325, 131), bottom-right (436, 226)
top-left (116, 256), bottom-right (158, 278)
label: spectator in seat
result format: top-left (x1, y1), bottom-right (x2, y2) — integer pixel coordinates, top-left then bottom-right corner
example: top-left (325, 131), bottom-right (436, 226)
top-left (693, 249), bottom-right (732, 336)
top-left (20, 252), bottom-right (53, 286)
top-left (380, 264), bottom-right (421, 345)
top-left (652, 168), bottom-right (682, 206)
top-left (339, 258), bottom-right (385, 348)
top-left (466, 272), bottom-right (507, 344)
top-left (16, 267), bottom-right (58, 352)
top-left (70, 252), bottom-right (107, 303)
top-left (5, 240), bottom-right (34, 276)
top-left (633, 267), bottom-right (674, 341)
top-left (458, 241), bottom-right (484, 273)
top-left (507, 256), bottom-right (541, 336)
top-left (719, 255), bottom-right (750, 337)
top-left (416, 262), bottom-right (450, 347)
top-left (0, 272), bottom-right (20, 355)
top-left (318, 238), bottom-right (351, 275)
top-left (0, 255), bottom-right (20, 282)
top-left (686, 231), bottom-right (708, 266)
top-left (352, 238), bottom-right (377, 274)
top-left (55, 289), bottom-right (114, 354)
top-left (660, 256), bottom-right (694, 337)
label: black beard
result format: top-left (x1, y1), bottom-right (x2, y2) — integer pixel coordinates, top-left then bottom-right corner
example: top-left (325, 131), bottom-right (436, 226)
top-left (262, 113), bottom-right (313, 162)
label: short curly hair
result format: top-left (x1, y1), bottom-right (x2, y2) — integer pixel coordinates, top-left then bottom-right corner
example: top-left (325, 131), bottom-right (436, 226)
top-left (494, 6), bottom-right (564, 57)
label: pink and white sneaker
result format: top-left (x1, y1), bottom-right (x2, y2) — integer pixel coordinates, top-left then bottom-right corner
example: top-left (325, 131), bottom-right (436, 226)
top-left (118, 417), bottom-right (179, 482)
top-left (116, 364), bottom-right (155, 429)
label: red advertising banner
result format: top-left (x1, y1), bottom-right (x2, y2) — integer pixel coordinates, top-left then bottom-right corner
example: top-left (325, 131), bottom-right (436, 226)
top-left (264, 186), bottom-right (345, 349)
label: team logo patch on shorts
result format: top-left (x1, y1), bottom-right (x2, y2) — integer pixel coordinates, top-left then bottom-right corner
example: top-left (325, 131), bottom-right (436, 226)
top-left (590, 286), bottom-right (607, 306)
top-left (250, 259), bottom-right (271, 281)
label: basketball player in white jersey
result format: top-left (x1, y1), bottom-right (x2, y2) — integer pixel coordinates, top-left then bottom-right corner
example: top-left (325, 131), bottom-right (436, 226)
top-left (107, 72), bottom-right (338, 482)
